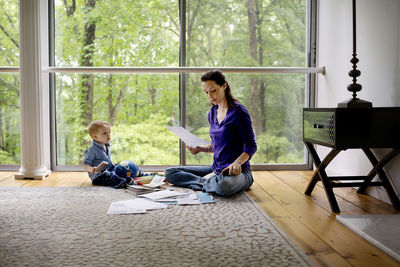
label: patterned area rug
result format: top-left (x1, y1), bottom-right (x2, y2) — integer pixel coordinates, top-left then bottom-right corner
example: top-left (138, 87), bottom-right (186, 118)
top-left (0, 187), bottom-right (313, 267)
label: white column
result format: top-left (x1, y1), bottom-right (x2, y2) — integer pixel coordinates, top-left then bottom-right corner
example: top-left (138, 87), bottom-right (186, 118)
top-left (15, 0), bottom-right (51, 179)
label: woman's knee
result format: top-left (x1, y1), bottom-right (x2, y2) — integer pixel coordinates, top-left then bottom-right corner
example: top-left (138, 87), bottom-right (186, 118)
top-left (215, 178), bottom-right (235, 197)
top-left (164, 167), bottom-right (175, 176)
top-left (164, 167), bottom-right (180, 183)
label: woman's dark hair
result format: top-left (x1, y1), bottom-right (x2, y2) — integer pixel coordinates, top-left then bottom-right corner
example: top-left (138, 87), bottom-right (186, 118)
top-left (201, 70), bottom-right (239, 108)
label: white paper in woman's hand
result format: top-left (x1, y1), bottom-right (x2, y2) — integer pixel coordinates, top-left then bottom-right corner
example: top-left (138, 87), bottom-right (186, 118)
top-left (167, 126), bottom-right (210, 147)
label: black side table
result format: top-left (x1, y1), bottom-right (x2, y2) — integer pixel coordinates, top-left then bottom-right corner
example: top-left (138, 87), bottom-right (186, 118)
top-left (303, 107), bottom-right (400, 213)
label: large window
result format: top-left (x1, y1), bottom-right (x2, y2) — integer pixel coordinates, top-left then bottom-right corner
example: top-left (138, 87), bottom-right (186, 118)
top-left (0, 0), bottom-right (20, 165)
top-left (184, 1), bottom-right (308, 165)
top-left (186, 73), bottom-right (307, 165)
top-left (186, 0), bottom-right (306, 68)
top-left (54, 0), bottom-right (180, 166)
top-left (55, 73), bottom-right (180, 165)
top-left (0, 0), bottom-right (318, 169)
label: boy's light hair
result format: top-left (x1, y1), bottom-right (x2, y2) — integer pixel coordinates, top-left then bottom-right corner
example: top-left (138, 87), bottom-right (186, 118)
top-left (88, 120), bottom-right (110, 138)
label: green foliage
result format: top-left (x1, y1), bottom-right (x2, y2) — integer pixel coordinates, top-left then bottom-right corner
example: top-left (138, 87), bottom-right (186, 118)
top-left (254, 133), bottom-right (303, 164)
top-left (0, 0), bottom-right (19, 66)
top-left (1, 0), bottom-right (308, 167)
top-left (111, 113), bottom-right (179, 165)
top-left (0, 0), bottom-right (20, 164)
top-left (0, 149), bottom-right (16, 164)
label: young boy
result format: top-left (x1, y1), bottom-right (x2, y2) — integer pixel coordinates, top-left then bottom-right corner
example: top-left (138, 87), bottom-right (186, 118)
top-left (83, 120), bottom-right (143, 189)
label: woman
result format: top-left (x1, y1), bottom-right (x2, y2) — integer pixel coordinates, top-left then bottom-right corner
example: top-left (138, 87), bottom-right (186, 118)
top-left (165, 70), bottom-right (257, 197)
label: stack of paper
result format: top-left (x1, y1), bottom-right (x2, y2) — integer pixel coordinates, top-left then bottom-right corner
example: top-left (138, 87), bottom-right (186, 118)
top-left (127, 175), bottom-right (166, 195)
top-left (142, 175), bottom-right (165, 188)
top-left (107, 190), bottom-right (215, 215)
top-left (107, 198), bottom-right (167, 214)
top-left (141, 190), bottom-right (214, 206)
top-left (140, 190), bottom-right (190, 201)
top-left (127, 185), bottom-right (160, 195)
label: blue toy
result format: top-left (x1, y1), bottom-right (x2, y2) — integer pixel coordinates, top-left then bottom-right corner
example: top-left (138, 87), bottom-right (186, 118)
top-left (115, 160), bottom-right (140, 178)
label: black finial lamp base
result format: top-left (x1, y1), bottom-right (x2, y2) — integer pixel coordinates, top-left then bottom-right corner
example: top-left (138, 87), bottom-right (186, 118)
top-left (338, 97), bottom-right (372, 108)
top-left (338, 0), bottom-right (373, 109)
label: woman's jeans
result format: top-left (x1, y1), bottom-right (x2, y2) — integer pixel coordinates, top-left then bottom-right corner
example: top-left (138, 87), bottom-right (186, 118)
top-left (164, 166), bottom-right (253, 197)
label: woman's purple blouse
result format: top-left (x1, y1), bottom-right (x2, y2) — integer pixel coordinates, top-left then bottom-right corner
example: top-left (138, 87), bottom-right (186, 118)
top-left (208, 102), bottom-right (257, 174)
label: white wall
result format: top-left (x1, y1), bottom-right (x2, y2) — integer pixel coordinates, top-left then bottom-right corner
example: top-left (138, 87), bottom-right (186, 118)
top-left (317, 0), bottom-right (400, 203)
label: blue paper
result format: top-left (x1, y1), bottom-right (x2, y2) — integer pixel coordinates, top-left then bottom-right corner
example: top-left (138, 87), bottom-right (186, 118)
top-left (197, 192), bottom-right (214, 204)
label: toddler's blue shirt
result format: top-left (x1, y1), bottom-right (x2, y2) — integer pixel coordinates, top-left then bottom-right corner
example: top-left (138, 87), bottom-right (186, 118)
top-left (83, 140), bottom-right (114, 181)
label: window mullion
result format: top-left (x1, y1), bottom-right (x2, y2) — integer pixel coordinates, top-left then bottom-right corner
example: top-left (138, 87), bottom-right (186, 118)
top-left (179, 0), bottom-right (187, 166)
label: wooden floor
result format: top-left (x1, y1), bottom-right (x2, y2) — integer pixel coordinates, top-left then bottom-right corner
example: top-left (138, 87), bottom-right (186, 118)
top-left (1, 170), bottom-right (399, 267)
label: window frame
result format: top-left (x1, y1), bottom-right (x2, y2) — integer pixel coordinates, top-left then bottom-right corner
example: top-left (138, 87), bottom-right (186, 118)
top-left (0, 0), bottom-right (319, 171)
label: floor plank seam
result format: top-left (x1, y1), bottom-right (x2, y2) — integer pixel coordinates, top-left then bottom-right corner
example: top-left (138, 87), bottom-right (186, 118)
top-left (252, 179), bottom-right (355, 266)
top-left (274, 171), bottom-right (385, 214)
top-left (267, 172), bottom-right (346, 214)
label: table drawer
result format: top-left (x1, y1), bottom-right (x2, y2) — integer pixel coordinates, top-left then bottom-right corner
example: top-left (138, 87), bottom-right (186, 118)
top-left (303, 107), bottom-right (400, 149)
top-left (303, 110), bottom-right (335, 146)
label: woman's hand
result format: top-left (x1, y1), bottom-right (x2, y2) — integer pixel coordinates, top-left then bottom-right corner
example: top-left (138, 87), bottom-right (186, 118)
top-left (221, 153), bottom-right (249, 176)
top-left (186, 144), bottom-right (213, 155)
top-left (222, 161), bottom-right (242, 176)
top-left (186, 145), bottom-right (201, 155)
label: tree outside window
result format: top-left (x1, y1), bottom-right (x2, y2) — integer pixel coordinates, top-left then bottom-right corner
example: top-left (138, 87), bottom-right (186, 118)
top-left (0, 0), bottom-right (309, 167)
